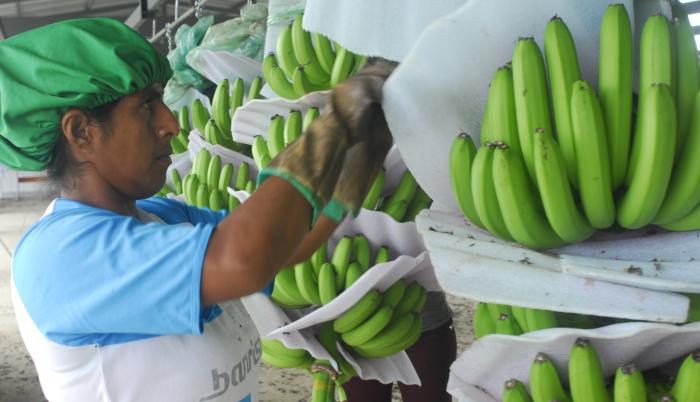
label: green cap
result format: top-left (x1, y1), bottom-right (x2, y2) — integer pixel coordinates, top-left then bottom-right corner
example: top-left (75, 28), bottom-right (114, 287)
top-left (0, 18), bottom-right (173, 171)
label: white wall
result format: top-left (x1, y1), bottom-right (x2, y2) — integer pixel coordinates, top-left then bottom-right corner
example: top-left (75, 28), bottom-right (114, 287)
top-left (0, 166), bottom-right (51, 200)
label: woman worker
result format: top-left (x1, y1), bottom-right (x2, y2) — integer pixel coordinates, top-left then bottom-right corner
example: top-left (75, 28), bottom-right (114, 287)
top-left (1, 17), bottom-right (454, 402)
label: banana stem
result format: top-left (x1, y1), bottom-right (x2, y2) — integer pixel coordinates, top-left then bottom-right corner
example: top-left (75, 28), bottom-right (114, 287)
top-left (335, 382), bottom-right (348, 402)
top-left (311, 371), bottom-right (335, 402)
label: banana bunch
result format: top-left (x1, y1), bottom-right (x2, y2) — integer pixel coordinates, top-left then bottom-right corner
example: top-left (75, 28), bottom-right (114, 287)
top-left (261, 338), bottom-right (315, 369)
top-left (177, 148), bottom-right (256, 211)
top-left (498, 341), bottom-right (700, 402)
top-left (208, 77), bottom-right (265, 153)
top-left (251, 108), bottom-right (315, 170)
top-left (450, 4), bottom-right (700, 249)
top-left (263, 13), bottom-right (366, 100)
top-left (156, 168), bottom-right (186, 198)
top-left (170, 107), bottom-right (191, 154)
top-left (270, 234), bottom-right (390, 308)
top-left (361, 169), bottom-right (433, 222)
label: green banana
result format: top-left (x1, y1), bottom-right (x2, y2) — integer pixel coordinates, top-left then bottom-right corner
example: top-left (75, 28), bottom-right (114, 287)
top-left (362, 169), bottom-right (385, 210)
top-left (248, 76), bottom-right (264, 101)
top-left (292, 65), bottom-right (330, 96)
top-left (331, 236), bottom-right (352, 291)
top-left (486, 303), bottom-right (512, 322)
top-left (599, 3), bottom-right (634, 191)
top-left (384, 171), bottom-right (418, 208)
top-left (412, 287), bottom-right (427, 313)
top-left (512, 37), bottom-right (553, 180)
top-left (568, 338), bottom-right (611, 402)
top-left (231, 78), bottom-right (245, 117)
top-left (235, 162), bottom-right (249, 190)
top-left (267, 114), bottom-right (285, 158)
top-left (503, 378), bottom-right (534, 402)
top-left (355, 311), bottom-right (415, 351)
top-left (252, 135), bottom-right (271, 170)
top-left (351, 54), bottom-right (368, 75)
top-left (212, 79), bottom-right (231, 136)
top-left (261, 339), bottom-right (314, 368)
top-left (533, 127), bottom-right (595, 242)
top-left (245, 179), bottom-right (255, 193)
top-left (284, 110), bottom-right (302, 145)
top-left (404, 186), bottom-right (432, 222)
top-left (340, 306), bottom-right (393, 347)
top-left (570, 80), bottom-right (615, 229)
top-left (654, 90), bottom-right (700, 224)
top-left (483, 66), bottom-right (521, 155)
top-left (318, 262), bottom-right (337, 305)
top-left (333, 289), bottom-right (382, 333)
top-left (614, 364), bottom-right (647, 402)
top-left (618, 83), bottom-right (676, 229)
top-left (303, 107), bottom-right (320, 131)
top-left (473, 302), bottom-right (496, 339)
top-left (209, 189), bottom-right (225, 211)
top-left (525, 308), bottom-right (558, 332)
top-left (272, 266), bottom-right (309, 308)
top-left (330, 44), bottom-right (355, 87)
top-left (352, 235), bottom-right (371, 271)
top-left (673, 6), bottom-right (699, 154)
top-left (353, 313), bottom-right (421, 358)
top-left (291, 14), bottom-right (329, 84)
top-left (344, 262), bottom-right (363, 290)
top-left (671, 352), bottom-right (700, 402)
top-left (544, 16), bottom-right (581, 188)
top-left (171, 132), bottom-right (187, 154)
top-left (530, 353), bottom-right (572, 402)
top-left (178, 105), bottom-right (191, 133)
top-left (275, 24), bottom-right (299, 79)
top-left (183, 174), bottom-right (199, 205)
top-left (492, 144), bottom-right (565, 249)
top-left (207, 155), bottom-right (221, 186)
top-left (218, 163), bottom-right (233, 192)
top-left (449, 133), bottom-right (484, 227)
top-left (495, 312), bottom-right (523, 335)
top-left (311, 242), bottom-right (327, 275)
top-left (639, 14), bottom-right (673, 100)
top-left (472, 144), bottom-right (513, 240)
top-left (383, 199), bottom-right (409, 222)
top-left (511, 306), bottom-right (530, 333)
top-left (262, 53), bottom-right (298, 100)
top-left (294, 261), bottom-right (321, 305)
top-left (191, 98), bottom-right (210, 135)
top-left (227, 193), bottom-right (240, 212)
top-left (193, 148), bottom-right (211, 183)
top-left (394, 281), bottom-right (422, 316)
top-left (171, 169), bottom-right (183, 195)
top-left (381, 279), bottom-right (406, 308)
top-left (374, 246), bottom-right (390, 265)
top-left (196, 183), bottom-right (210, 208)
top-left (312, 32), bottom-right (336, 74)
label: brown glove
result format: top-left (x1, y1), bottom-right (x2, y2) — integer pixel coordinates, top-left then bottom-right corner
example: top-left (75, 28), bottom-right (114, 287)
top-left (321, 58), bottom-right (396, 221)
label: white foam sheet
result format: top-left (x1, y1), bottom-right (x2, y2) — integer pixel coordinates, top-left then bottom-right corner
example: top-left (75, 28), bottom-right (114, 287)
top-left (416, 210), bottom-right (691, 323)
top-left (188, 50), bottom-right (263, 87)
top-left (447, 322), bottom-right (700, 402)
top-left (241, 209), bottom-right (441, 385)
top-left (382, 0), bottom-right (640, 213)
top-left (231, 90), bottom-right (328, 144)
top-left (167, 87), bottom-right (211, 115)
top-left (303, 0), bottom-right (467, 61)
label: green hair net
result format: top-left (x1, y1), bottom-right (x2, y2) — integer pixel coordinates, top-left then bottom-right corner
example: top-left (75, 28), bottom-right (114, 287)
top-left (0, 18), bottom-right (173, 171)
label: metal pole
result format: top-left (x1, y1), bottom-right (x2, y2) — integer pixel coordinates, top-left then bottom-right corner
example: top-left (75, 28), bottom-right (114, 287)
top-left (149, 0), bottom-right (212, 43)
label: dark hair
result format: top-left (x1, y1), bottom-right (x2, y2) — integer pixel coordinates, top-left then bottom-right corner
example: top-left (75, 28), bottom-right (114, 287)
top-left (47, 98), bottom-right (121, 191)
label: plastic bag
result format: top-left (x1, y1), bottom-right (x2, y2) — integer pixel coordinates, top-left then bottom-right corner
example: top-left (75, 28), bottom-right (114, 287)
top-left (163, 15), bottom-right (215, 104)
top-left (186, 3), bottom-right (269, 72)
top-left (266, 1), bottom-right (305, 25)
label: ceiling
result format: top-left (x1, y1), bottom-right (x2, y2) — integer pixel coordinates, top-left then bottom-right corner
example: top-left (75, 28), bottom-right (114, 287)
top-left (0, 0), bottom-right (249, 52)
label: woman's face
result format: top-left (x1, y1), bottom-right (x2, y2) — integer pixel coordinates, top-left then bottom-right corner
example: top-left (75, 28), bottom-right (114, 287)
top-left (92, 83), bottom-right (179, 199)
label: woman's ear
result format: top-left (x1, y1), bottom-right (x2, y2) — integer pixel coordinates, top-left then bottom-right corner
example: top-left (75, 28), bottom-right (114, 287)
top-left (60, 108), bottom-right (96, 160)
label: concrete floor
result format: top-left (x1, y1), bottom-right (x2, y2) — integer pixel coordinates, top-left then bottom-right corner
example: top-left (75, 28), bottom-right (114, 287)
top-left (0, 198), bottom-right (476, 402)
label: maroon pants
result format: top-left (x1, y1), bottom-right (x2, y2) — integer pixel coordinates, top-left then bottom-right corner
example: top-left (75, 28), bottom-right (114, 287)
top-left (342, 319), bottom-right (457, 402)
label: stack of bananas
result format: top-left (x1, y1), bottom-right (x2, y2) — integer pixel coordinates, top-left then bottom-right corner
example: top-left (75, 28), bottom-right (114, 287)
top-left (500, 341), bottom-right (700, 402)
top-left (263, 13), bottom-right (366, 100)
top-left (176, 148), bottom-right (255, 210)
top-left (269, 235), bottom-right (427, 357)
top-left (364, 169), bottom-right (433, 222)
top-left (171, 107), bottom-right (190, 154)
top-left (450, 3), bottom-right (700, 249)
top-left (473, 303), bottom-right (593, 338)
top-left (251, 108), bottom-right (317, 170)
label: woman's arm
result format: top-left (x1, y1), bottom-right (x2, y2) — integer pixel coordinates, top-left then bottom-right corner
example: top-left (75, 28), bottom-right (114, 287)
top-left (286, 215), bottom-right (339, 265)
top-left (201, 177), bottom-right (314, 305)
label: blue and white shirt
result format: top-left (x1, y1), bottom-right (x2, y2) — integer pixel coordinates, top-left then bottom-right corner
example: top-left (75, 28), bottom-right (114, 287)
top-left (12, 197), bottom-right (262, 402)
